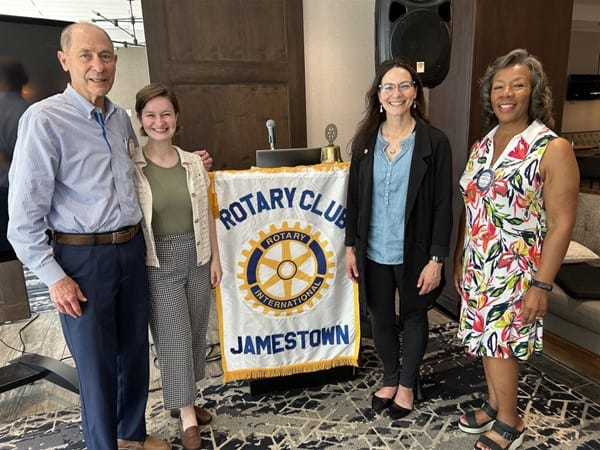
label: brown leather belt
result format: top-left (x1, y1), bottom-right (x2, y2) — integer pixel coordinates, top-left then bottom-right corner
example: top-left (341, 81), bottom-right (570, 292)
top-left (52, 223), bottom-right (141, 246)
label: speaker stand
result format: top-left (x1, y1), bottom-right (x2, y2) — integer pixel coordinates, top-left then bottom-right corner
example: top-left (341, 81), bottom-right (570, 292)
top-left (0, 353), bottom-right (79, 394)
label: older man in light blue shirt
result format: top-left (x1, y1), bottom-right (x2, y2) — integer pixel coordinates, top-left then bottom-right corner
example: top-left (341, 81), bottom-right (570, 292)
top-left (8, 23), bottom-right (169, 450)
top-left (8, 83), bottom-right (141, 285)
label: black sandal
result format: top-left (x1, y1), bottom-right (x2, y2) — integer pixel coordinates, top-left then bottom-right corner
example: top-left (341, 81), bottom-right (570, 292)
top-left (458, 401), bottom-right (497, 434)
top-left (474, 419), bottom-right (525, 450)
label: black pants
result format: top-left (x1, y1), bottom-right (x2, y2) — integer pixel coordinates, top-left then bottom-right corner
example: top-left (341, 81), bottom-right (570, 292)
top-left (365, 258), bottom-right (429, 388)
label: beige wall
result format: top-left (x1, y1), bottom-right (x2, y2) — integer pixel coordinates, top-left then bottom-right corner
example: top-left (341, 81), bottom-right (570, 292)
top-left (563, 100), bottom-right (600, 133)
top-left (303, 0), bottom-right (375, 160)
top-left (561, 29), bottom-right (600, 133)
top-left (567, 31), bottom-right (600, 74)
top-left (111, 46), bottom-right (150, 142)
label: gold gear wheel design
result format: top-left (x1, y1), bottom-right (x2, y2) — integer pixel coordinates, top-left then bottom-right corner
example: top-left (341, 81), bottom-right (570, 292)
top-left (237, 221), bottom-right (335, 317)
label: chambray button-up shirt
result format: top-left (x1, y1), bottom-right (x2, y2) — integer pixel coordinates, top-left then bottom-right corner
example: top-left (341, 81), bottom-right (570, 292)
top-left (7, 84), bottom-right (142, 286)
top-left (366, 126), bottom-right (415, 265)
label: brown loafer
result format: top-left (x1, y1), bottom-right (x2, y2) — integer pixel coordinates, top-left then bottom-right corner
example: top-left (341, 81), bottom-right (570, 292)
top-left (117, 435), bottom-right (171, 450)
top-left (170, 405), bottom-right (213, 425)
top-left (179, 418), bottom-right (201, 450)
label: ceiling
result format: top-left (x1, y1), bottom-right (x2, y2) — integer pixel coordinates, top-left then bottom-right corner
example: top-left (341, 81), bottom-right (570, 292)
top-left (0, 0), bottom-right (145, 46)
top-left (0, 0), bottom-right (598, 46)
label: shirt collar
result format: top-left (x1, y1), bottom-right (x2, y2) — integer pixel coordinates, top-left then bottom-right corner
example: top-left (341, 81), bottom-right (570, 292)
top-left (375, 123), bottom-right (416, 156)
top-left (63, 84), bottom-right (117, 120)
top-left (484, 119), bottom-right (546, 147)
top-left (520, 120), bottom-right (547, 143)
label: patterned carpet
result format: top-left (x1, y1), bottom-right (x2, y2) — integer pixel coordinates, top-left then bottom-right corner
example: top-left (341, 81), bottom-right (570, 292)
top-left (0, 320), bottom-right (599, 450)
top-left (23, 266), bottom-right (55, 315)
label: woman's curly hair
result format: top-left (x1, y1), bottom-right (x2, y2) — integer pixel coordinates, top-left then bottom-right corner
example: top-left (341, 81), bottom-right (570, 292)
top-left (479, 48), bottom-right (554, 132)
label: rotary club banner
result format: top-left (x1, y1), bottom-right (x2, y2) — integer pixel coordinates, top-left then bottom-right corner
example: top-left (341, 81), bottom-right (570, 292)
top-left (210, 163), bottom-right (360, 382)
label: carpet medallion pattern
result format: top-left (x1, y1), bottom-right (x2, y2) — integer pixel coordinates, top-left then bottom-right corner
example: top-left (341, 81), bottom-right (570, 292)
top-left (0, 323), bottom-right (598, 449)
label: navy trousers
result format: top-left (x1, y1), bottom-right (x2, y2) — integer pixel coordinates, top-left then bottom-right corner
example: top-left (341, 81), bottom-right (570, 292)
top-left (54, 232), bottom-right (149, 450)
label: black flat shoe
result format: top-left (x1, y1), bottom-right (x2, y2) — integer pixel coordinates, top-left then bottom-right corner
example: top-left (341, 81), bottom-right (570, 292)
top-left (388, 401), bottom-right (413, 419)
top-left (371, 393), bottom-right (394, 413)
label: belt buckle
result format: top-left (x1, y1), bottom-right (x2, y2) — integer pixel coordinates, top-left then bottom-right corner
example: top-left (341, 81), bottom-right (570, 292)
top-left (114, 226), bottom-right (133, 244)
top-left (111, 224), bottom-right (137, 244)
top-left (112, 230), bottom-right (124, 245)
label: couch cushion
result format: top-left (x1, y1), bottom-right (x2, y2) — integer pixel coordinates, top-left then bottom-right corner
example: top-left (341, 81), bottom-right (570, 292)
top-left (572, 192), bottom-right (600, 255)
top-left (547, 283), bottom-right (600, 336)
top-left (555, 262), bottom-right (600, 299)
top-left (563, 240), bottom-right (600, 264)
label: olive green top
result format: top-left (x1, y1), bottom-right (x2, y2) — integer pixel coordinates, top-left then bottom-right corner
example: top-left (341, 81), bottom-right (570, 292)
top-left (142, 155), bottom-right (194, 236)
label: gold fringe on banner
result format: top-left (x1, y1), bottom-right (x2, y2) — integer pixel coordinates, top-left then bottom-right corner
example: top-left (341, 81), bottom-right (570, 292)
top-left (222, 356), bottom-right (359, 383)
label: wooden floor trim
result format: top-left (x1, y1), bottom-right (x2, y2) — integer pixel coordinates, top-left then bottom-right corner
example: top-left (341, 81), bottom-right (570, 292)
top-left (543, 331), bottom-right (600, 384)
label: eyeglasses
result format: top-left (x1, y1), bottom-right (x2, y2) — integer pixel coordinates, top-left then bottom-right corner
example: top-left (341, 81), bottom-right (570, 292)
top-left (378, 82), bottom-right (415, 94)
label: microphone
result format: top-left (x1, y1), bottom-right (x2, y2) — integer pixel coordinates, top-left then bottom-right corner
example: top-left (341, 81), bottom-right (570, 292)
top-left (266, 119), bottom-right (276, 150)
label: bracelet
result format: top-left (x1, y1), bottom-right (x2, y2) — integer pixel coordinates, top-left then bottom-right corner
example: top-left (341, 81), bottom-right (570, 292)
top-left (531, 279), bottom-right (553, 292)
top-left (430, 256), bottom-right (444, 263)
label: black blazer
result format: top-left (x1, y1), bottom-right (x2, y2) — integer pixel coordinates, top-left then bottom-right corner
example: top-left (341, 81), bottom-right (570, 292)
top-left (344, 119), bottom-right (453, 313)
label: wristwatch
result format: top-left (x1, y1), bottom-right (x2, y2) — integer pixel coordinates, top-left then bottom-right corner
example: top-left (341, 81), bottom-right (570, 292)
top-left (531, 279), bottom-right (553, 291)
top-left (430, 256), bottom-right (444, 264)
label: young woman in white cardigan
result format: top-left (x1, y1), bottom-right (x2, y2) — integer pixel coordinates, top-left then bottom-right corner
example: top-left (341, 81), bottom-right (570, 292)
top-left (132, 83), bottom-right (222, 450)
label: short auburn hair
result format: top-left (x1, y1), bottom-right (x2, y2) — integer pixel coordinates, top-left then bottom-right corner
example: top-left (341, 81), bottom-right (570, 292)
top-left (135, 82), bottom-right (181, 136)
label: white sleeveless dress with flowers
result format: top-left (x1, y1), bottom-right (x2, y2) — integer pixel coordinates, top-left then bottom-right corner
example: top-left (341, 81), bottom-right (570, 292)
top-left (457, 120), bottom-right (556, 361)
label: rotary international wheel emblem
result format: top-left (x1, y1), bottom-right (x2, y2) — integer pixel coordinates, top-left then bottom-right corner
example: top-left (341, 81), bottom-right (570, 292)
top-left (237, 221), bottom-right (335, 316)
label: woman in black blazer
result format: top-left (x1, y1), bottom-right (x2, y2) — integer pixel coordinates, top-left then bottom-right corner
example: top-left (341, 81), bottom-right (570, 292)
top-left (345, 58), bottom-right (453, 419)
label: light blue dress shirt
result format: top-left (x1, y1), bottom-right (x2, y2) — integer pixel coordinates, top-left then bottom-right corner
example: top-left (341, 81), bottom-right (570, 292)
top-left (366, 126), bottom-right (415, 265)
top-left (7, 84), bottom-right (142, 286)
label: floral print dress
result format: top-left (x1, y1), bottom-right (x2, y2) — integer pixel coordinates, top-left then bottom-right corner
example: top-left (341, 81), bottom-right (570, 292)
top-left (457, 120), bottom-right (556, 361)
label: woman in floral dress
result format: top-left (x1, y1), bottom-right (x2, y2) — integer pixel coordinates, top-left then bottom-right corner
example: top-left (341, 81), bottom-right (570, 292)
top-left (453, 49), bottom-right (579, 450)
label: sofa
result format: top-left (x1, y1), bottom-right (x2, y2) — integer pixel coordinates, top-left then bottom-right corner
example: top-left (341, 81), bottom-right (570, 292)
top-left (545, 191), bottom-right (600, 356)
top-left (562, 131), bottom-right (600, 191)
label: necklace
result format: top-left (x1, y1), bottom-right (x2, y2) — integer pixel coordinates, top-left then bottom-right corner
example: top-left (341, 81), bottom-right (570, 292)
top-left (382, 119), bottom-right (415, 157)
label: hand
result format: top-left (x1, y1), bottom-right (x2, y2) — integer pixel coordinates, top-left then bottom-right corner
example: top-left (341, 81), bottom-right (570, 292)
top-left (49, 276), bottom-right (87, 318)
top-left (345, 247), bottom-right (359, 282)
top-left (210, 258), bottom-right (222, 288)
top-left (417, 260), bottom-right (442, 295)
top-left (521, 286), bottom-right (548, 325)
top-left (194, 149), bottom-right (213, 169)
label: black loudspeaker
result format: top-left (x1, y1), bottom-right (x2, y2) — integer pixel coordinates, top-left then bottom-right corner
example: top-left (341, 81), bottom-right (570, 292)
top-left (375, 0), bottom-right (452, 88)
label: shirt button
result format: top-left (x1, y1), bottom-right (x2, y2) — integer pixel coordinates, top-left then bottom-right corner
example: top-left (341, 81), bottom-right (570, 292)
top-left (191, 192), bottom-right (196, 197)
